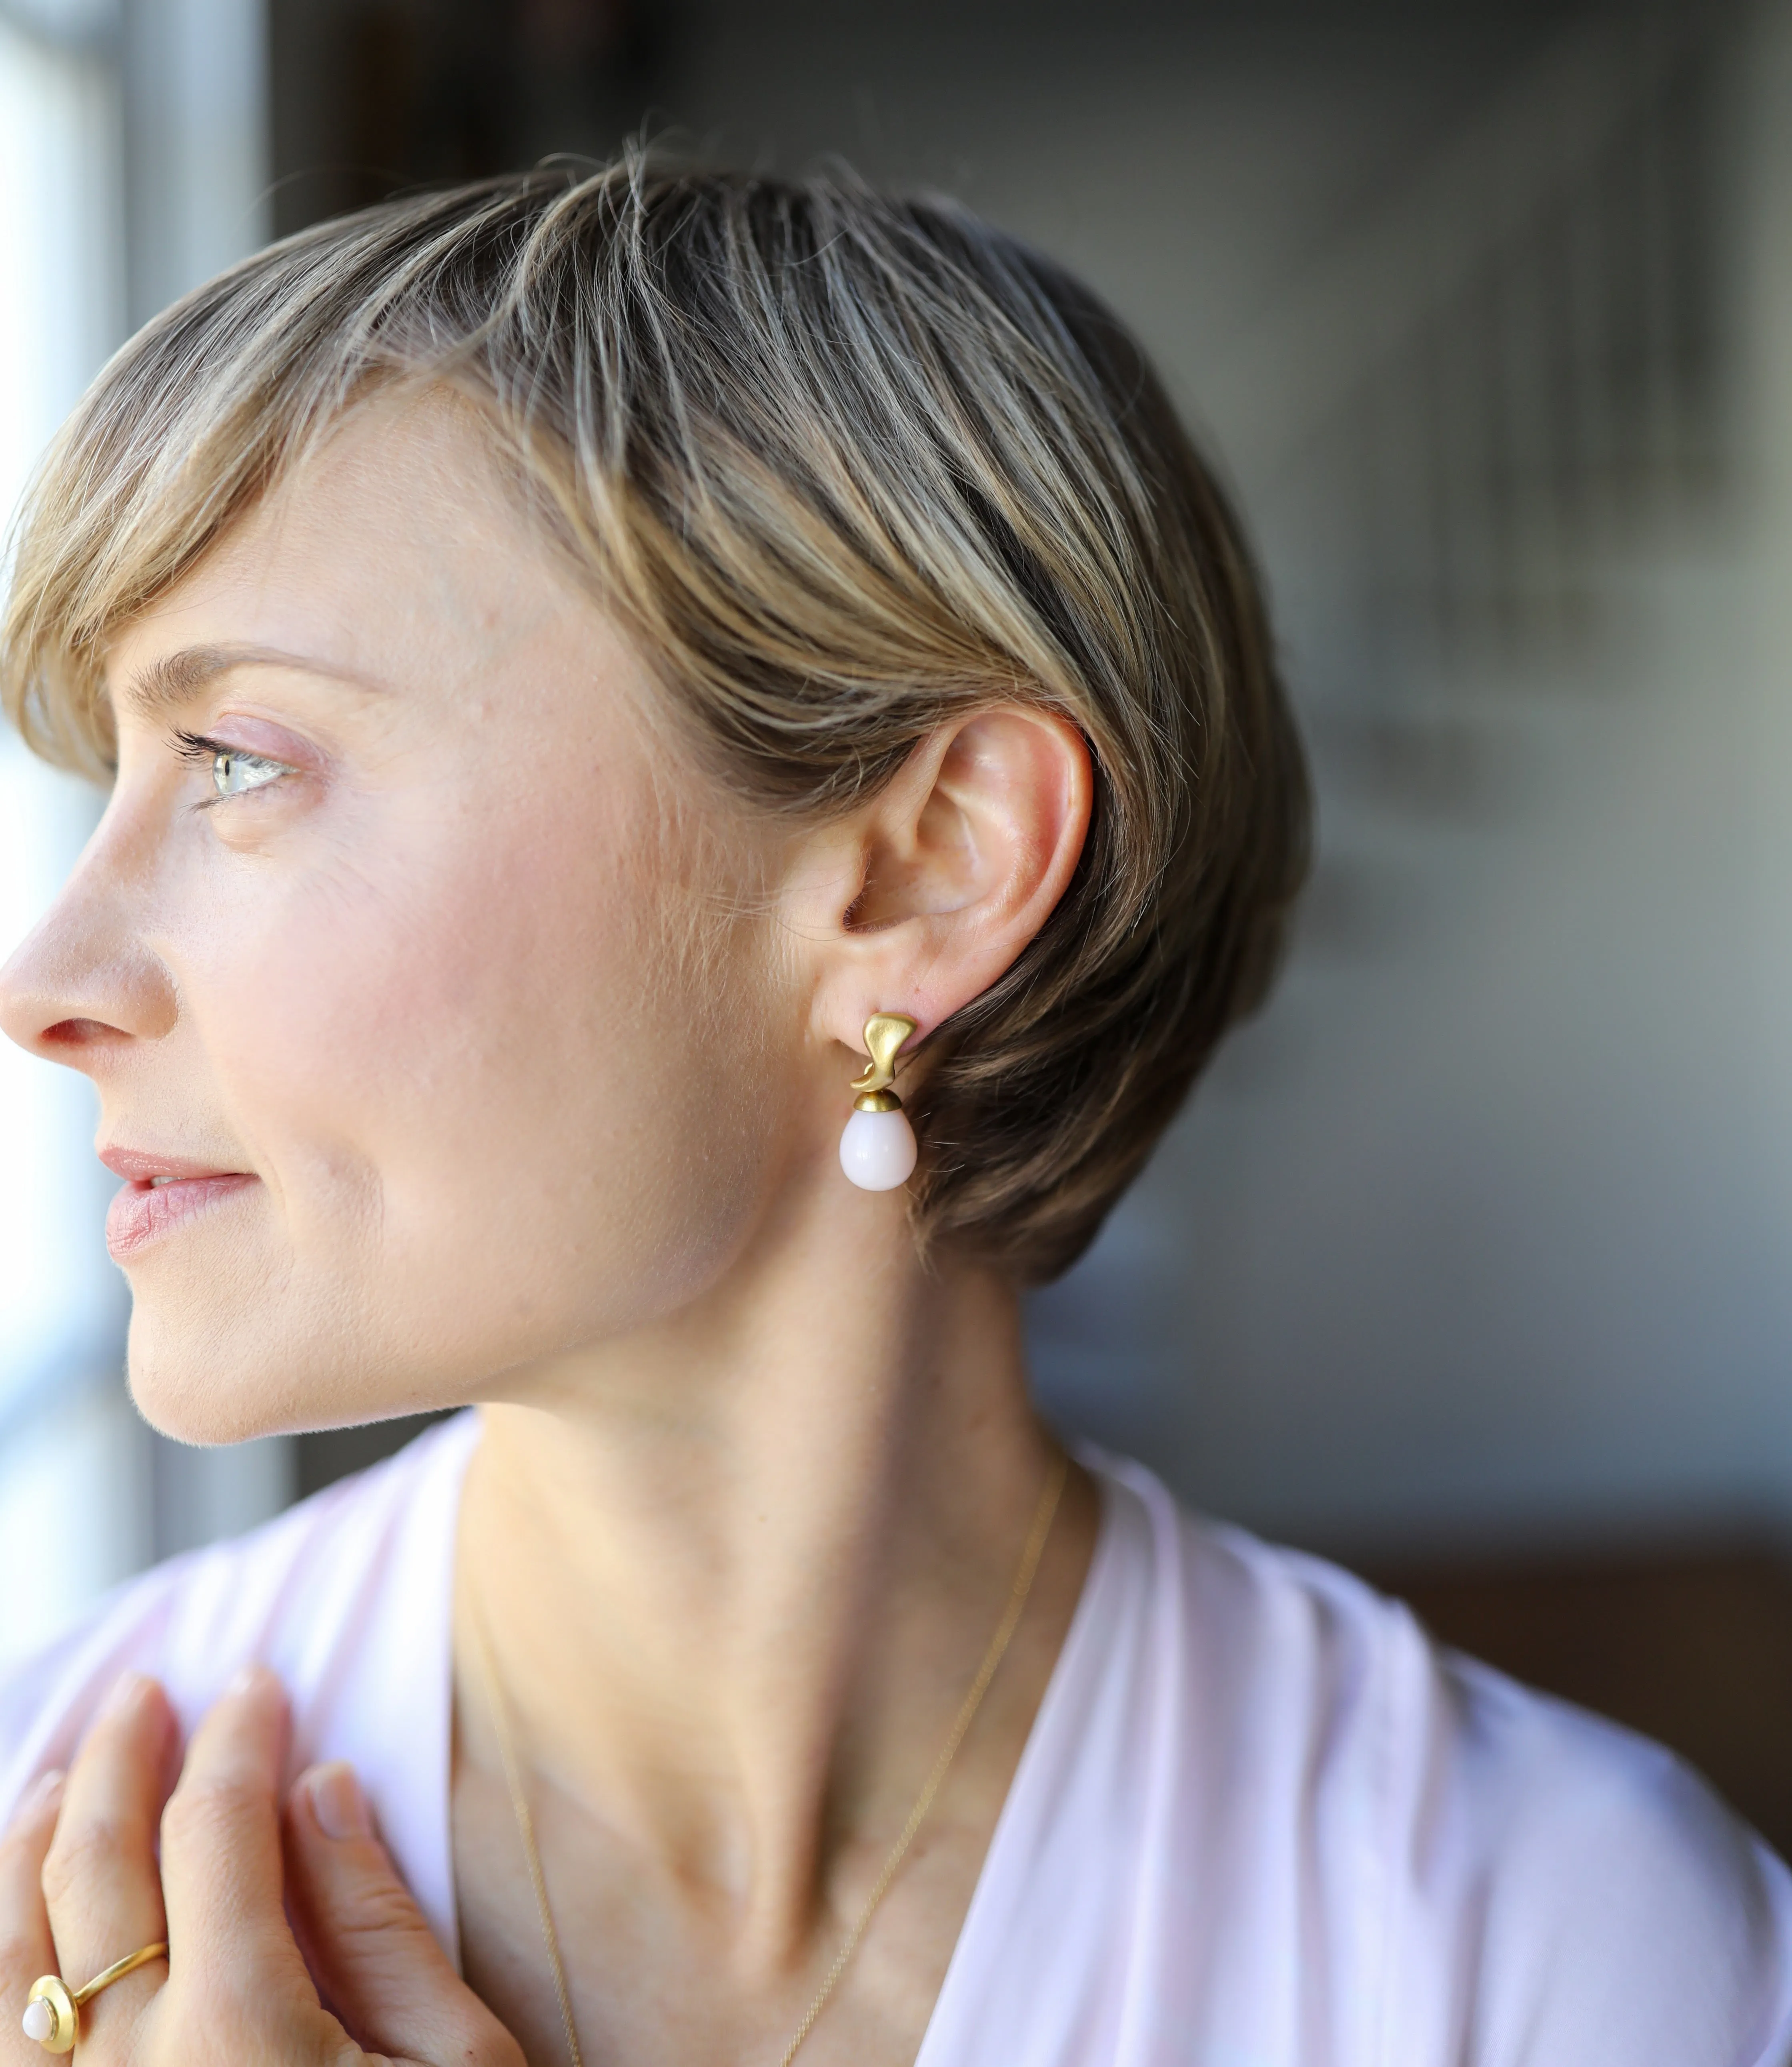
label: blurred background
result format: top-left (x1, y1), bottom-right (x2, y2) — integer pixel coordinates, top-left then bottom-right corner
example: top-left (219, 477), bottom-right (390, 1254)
top-left (7, 0), bottom-right (1792, 1845)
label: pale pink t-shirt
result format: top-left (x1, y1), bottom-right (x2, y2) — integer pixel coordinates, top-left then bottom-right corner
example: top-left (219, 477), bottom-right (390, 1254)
top-left (4, 1412), bottom-right (1790, 2064)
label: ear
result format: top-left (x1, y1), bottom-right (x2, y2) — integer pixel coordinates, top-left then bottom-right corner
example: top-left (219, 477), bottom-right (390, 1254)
top-left (796, 705), bottom-right (1093, 1061)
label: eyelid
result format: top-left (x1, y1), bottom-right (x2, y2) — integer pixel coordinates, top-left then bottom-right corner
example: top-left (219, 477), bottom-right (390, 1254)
top-left (170, 724), bottom-right (307, 765)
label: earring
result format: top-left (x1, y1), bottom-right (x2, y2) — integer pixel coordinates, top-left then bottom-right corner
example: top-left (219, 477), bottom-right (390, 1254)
top-left (839, 1013), bottom-right (919, 1191)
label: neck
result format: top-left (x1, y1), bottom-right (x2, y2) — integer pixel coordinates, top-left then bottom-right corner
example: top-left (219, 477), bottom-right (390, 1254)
top-left (455, 1184), bottom-right (1091, 1965)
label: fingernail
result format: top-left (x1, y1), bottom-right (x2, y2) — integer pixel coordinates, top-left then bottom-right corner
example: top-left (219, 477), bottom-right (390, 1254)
top-left (226, 1663), bottom-right (265, 1699)
top-left (306, 1763), bottom-right (371, 1842)
top-left (101, 1669), bottom-right (150, 1720)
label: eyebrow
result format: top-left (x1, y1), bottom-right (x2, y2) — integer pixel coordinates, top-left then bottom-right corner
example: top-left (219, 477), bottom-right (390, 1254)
top-left (116, 643), bottom-right (388, 719)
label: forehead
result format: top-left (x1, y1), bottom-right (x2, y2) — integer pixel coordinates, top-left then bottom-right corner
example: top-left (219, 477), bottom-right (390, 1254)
top-left (103, 389), bottom-right (614, 720)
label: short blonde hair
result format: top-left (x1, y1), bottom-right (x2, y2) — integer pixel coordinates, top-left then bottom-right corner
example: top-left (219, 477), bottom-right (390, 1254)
top-left (2, 160), bottom-right (1308, 1282)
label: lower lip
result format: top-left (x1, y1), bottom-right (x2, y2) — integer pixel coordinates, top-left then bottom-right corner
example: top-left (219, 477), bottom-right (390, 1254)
top-left (106, 1174), bottom-right (258, 1261)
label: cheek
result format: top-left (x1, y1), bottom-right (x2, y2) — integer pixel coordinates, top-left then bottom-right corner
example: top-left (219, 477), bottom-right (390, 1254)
top-left (179, 785), bottom-right (778, 1362)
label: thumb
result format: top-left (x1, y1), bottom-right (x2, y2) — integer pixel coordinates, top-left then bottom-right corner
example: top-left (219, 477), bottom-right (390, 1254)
top-left (283, 1764), bottom-right (523, 2067)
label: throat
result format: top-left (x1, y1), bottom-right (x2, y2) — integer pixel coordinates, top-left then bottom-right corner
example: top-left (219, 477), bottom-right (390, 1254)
top-left (445, 1272), bottom-right (1095, 2064)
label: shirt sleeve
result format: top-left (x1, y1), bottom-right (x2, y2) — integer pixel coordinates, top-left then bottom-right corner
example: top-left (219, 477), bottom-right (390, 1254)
top-left (1418, 1650), bottom-right (1792, 2067)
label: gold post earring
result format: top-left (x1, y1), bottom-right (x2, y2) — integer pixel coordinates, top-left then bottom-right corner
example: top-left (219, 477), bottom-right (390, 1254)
top-left (839, 1013), bottom-right (919, 1191)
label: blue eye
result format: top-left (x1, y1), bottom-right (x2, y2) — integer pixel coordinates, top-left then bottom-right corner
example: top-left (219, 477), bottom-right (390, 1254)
top-left (211, 749), bottom-right (290, 797)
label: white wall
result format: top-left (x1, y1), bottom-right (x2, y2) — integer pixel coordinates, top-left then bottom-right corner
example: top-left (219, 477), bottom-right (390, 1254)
top-left (1033, 537), bottom-right (1792, 1550)
top-left (1026, 5), bottom-right (1792, 1554)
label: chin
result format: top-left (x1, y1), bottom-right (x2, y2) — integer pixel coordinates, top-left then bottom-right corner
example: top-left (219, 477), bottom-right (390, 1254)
top-left (127, 1376), bottom-right (286, 1448)
top-left (124, 1342), bottom-right (296, 1446)
top-left (122, 1283), bottom-right (489, 1447)
top-left (123, 1299), bottom-right (351, 1447)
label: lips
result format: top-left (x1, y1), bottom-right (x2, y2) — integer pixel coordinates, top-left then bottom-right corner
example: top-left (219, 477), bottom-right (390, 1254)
top-left (99, 1146), bottom-right (258, 1261)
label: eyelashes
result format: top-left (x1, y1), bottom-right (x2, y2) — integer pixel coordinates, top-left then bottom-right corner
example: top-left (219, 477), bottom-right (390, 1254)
top-left (171, 729), bottom-right (297, 805)
top-left (171, 728), bottom-right (221, 767)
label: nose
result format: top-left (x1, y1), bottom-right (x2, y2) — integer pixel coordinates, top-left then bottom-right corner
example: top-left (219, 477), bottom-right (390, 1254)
top-left (0, 847), bottom-right (179, 1072)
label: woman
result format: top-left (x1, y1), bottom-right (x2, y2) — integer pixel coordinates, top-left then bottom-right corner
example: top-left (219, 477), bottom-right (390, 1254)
top-left (0, 163), bottom-right (1785, 2067)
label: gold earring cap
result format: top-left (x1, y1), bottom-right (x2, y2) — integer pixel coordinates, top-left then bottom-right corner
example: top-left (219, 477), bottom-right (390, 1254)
top-left (849, 1013), bottom-right (917, 1098)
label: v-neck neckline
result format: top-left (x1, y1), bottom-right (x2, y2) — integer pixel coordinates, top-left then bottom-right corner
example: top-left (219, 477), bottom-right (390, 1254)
top-left (420, 1412), bottom-right (1120, 2059)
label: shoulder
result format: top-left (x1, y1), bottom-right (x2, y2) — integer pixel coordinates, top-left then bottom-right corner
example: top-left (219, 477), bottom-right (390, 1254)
top-left (1084, 1451), bottom-right (1792, 2062)
top-left (0, 1411), bottom-right (478, 1821)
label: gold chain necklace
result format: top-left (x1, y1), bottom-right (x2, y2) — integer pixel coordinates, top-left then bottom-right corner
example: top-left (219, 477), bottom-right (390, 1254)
top-left (470, 1449), bottom-right (1068, 2067)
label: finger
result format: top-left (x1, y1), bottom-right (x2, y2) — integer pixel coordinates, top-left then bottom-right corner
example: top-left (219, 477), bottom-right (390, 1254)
top-left (157, 1667), bottom-right (313, 2002)
top-left (1, 1773), bottom-right (64, 2065)
top-left (40, 1674), bottom-right (174, 2048)
top-left (284, 1765), bottom-right (522, 2066)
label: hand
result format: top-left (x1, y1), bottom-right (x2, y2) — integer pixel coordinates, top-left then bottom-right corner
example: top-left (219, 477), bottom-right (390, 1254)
top-left (0, 1667), bottom-right (523, 2067)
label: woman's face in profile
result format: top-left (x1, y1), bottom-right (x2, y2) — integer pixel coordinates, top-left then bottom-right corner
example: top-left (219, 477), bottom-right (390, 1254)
top-left (2, 393), bottom-right (803, 1442)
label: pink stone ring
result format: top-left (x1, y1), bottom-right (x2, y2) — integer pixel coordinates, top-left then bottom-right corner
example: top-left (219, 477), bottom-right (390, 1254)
top-left (23, 1942), bottom-right (168, 2053)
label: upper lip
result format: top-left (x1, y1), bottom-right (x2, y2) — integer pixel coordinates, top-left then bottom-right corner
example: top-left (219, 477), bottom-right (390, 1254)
top-left (98, 1145), bottom-right (248, 1184)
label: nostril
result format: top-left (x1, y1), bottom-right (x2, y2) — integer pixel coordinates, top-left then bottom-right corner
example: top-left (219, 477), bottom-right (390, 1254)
top-left (40, 1017), bottom-right (126, 1050)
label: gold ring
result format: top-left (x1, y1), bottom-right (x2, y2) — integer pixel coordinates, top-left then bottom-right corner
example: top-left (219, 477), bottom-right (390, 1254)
top-left (22, 1942), bottom-right (167, 2053)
